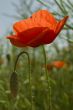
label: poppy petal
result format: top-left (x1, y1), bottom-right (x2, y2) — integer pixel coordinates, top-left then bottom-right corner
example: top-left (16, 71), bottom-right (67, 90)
top-left (32, 10), bottom-right (57, 25)
top-left (15, 27), bottom-right (47, 44)
top-left (13, 10), bottom-right (57, 33)
top-left (55, 16), bottom-right (68, 36)
top-left (7, 27), bottom-right (48, 47)
top-left (7, 35), bottom-right (26, 47)
top-left (27, 29), bottom-right (56, 47)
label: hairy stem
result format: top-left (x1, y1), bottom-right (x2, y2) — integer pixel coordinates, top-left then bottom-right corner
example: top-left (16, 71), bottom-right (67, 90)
top-left (42, 46), bottom-right (51, 110)
top-left (14, 51), bottom-right (33, 110)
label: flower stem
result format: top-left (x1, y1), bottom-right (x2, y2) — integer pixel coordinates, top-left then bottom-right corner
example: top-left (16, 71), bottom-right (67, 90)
top-left (14, 51), bottom-right (33, 110)
top-left (42, 46), bottom-right (51, 110)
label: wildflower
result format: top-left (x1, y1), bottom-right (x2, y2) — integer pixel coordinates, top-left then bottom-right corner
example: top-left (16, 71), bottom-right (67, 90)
top-left (46, 61), bottom-right (65, 71)
top-left (7, 10), bottom-right (68, 47)
top-left (51, 61), bottom-right (65, 69)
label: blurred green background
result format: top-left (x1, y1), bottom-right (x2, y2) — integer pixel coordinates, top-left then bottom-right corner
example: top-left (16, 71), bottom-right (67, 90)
top-left (0, 0), bottom-right (73, 110)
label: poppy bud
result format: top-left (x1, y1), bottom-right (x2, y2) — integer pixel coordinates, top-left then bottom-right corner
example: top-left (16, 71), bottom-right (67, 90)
top-left (10, 72), bottom-right (18, 97)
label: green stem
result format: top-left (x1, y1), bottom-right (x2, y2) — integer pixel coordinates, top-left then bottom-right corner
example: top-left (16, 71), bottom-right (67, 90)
top-left (54, 0), bottom-right (66, 14)
top-left (14, 51), bottom-right (32, 110)
top-left (42, 46), bottom-right (51, 110)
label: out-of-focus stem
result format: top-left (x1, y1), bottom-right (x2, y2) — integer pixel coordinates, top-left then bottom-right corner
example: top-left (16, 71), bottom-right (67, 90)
top-left (14, 51), bottom-right (33, 110)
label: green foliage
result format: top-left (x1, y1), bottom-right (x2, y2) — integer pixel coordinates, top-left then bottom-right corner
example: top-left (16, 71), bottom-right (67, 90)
top-left (0, 45), bottom-right (73, 110)
top-left (0, 0), bottom-right (73, 109)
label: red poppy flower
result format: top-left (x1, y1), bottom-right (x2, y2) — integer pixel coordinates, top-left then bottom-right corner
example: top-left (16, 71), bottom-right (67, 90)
top-left (46, 61), bottom-right (66, 71)
top-left (6, 10), bottom-right (68, 47)
top-left (51, 61), bottom-right (65, 69)
top-left (47, 60), bottom-right (67, 70)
